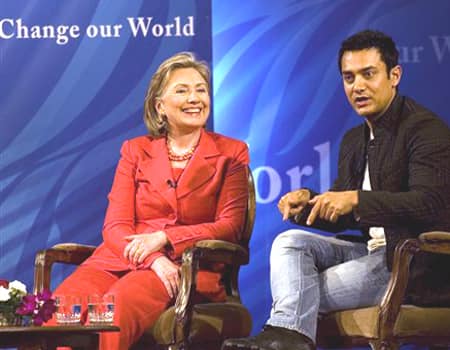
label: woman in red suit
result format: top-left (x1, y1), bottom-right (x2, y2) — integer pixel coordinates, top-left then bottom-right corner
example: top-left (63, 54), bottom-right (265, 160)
top-left (51, 52), bottom-right (250, 350)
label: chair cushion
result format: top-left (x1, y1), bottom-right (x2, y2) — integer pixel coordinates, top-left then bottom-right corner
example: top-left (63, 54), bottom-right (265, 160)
top-left (395, 305), bottom-right (450, 336)
top-left (318, 306), bottom-right (380, 339)
top-left (318, 305), bottom-right (450, 339)
top-left (149, 302), bottom-right (252, 345)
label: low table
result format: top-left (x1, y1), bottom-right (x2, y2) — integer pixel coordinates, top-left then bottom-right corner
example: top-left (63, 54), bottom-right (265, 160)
top-left (0, 324), bottom-right (119, 350)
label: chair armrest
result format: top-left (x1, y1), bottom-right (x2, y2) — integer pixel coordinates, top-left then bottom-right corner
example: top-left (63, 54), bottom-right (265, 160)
top-left (418, 231), bottom-right (450, 254)
top-left (45, 243), bottom-right (96, 264)
top-left (171, 240), bottom-right (248, 344)
top-left (33, 243), bottom-right (96, 294)
top-left (378, 231), bottom-right (450, 339)
top-left (193, 239), bottom-right (249, 265)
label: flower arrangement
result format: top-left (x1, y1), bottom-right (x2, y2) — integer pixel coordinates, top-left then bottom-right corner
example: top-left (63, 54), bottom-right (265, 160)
top-left (0, 279), bottom-right (56, 326)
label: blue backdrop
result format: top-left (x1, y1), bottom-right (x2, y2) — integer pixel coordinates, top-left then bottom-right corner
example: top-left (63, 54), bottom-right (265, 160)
top-left (1, 0), bottom-right (450, 344)
top-left (0, 0), bottom-right (212, 288)
top-left (212, 0), bottom-right (450, 335)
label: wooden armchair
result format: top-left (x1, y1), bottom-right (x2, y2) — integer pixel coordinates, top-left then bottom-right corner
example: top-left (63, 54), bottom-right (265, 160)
top-left (317, 231), bottom-right (450, 350)
top-left (33, 169), bottom-right (256, 350)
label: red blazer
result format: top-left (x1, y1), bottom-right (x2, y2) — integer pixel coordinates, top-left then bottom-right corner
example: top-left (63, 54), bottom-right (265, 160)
top-left (83, 130), bottom-right (249, 297)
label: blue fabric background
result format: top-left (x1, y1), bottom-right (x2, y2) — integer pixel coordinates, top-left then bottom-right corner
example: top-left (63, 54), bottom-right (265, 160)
top-left (212, 0), bottom-right (450, 335)
top-left (1, 1), bottom-right (450, 344)
top-left (0, 0), bottom-right (212, 290)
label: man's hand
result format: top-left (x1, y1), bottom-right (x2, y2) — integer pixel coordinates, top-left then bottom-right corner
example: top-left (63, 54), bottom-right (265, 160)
top-left (151, 256), bottom-right (180, 299)
top-left (306, 191), bottom-right (358, 225)
top-left (123, 231), bottom-right (168, 265)
top-left (278, 189), bottom-right (311, 221)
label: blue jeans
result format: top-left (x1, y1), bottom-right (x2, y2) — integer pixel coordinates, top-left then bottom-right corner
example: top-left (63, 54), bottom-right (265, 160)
top-left (266, 229), bottom-right (391, 343)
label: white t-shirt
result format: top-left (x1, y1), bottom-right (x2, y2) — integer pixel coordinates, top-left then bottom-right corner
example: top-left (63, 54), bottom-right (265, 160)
top-left (363, 130), bottom-right (386, 251)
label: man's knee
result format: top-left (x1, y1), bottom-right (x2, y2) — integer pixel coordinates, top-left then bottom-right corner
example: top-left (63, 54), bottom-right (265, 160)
top-left (271, 229), bottom-right (318, 256)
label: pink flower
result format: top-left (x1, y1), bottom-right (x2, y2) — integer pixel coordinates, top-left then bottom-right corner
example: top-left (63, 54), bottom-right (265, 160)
top-left (16, 294), bottom-right (37, 315)
top-left (16, 289), bottom-right (56, 326)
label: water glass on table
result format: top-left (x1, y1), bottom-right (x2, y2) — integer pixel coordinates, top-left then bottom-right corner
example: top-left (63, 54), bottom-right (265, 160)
top-left (88, 294), bottom-right (115, 324)
top-left (55, 295), bottom-right (82, 324)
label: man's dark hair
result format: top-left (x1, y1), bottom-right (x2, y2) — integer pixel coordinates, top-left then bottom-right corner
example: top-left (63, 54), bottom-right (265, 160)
top-left (338, 30), bottom-right (399, 75)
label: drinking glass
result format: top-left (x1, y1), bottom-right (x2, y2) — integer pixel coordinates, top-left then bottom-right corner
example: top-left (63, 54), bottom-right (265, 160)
top-left (55, 295), bottom-right (82, 324)
top-left (87, 294), bottom-right (115, 324)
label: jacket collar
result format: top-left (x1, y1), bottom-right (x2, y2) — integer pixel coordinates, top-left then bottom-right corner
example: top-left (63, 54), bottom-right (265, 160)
top-left (176, 129), bottom-right (220, 198)
top-left (365, 93), bottom-right (404, 139)
top-left (139, 129), bottom-right (220, 211)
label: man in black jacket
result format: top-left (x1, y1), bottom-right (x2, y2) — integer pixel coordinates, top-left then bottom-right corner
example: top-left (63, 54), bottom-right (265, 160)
top-left (222, 30), bottom-right (450, 350)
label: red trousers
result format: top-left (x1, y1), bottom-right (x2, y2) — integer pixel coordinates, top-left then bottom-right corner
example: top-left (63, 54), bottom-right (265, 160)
top-left (49, 266), bottom-right (172, 350)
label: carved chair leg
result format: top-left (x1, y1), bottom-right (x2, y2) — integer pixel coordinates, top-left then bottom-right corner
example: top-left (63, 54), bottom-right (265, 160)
top-left (369, 340), bottom-right (399, 350)
top-left (167, 342), bottom-right (222, 350)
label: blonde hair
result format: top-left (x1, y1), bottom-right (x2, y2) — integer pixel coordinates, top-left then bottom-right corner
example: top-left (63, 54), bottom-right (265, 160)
top-left (143, 52), bottom-right (211, 136)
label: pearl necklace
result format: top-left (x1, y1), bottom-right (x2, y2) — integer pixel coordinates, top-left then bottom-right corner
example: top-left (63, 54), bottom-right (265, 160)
top-left (167, 139), bottom-right (197, 161)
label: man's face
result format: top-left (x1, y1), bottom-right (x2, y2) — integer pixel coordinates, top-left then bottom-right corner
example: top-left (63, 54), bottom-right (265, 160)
top-left (341, 48), bottom-right (401, 120)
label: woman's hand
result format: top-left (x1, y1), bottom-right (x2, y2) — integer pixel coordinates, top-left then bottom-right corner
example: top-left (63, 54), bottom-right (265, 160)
top-left (150, 256), bottom-right (180, 298)
top-left (123, 231), bottom-right (169, 265)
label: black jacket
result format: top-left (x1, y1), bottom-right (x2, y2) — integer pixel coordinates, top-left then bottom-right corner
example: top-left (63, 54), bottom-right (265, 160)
top-left (295, 94), bottom-right (450, 305)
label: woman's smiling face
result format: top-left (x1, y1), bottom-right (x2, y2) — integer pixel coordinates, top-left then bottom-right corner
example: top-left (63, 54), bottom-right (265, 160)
top-left (156, 67), bottom-right (210, 135)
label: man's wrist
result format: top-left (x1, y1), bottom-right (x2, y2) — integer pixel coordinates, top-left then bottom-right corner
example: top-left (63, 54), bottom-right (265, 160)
top-left (352, 190), bottom-right (361, 221)
top-left (351, 190), bottom-right (359, 206)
